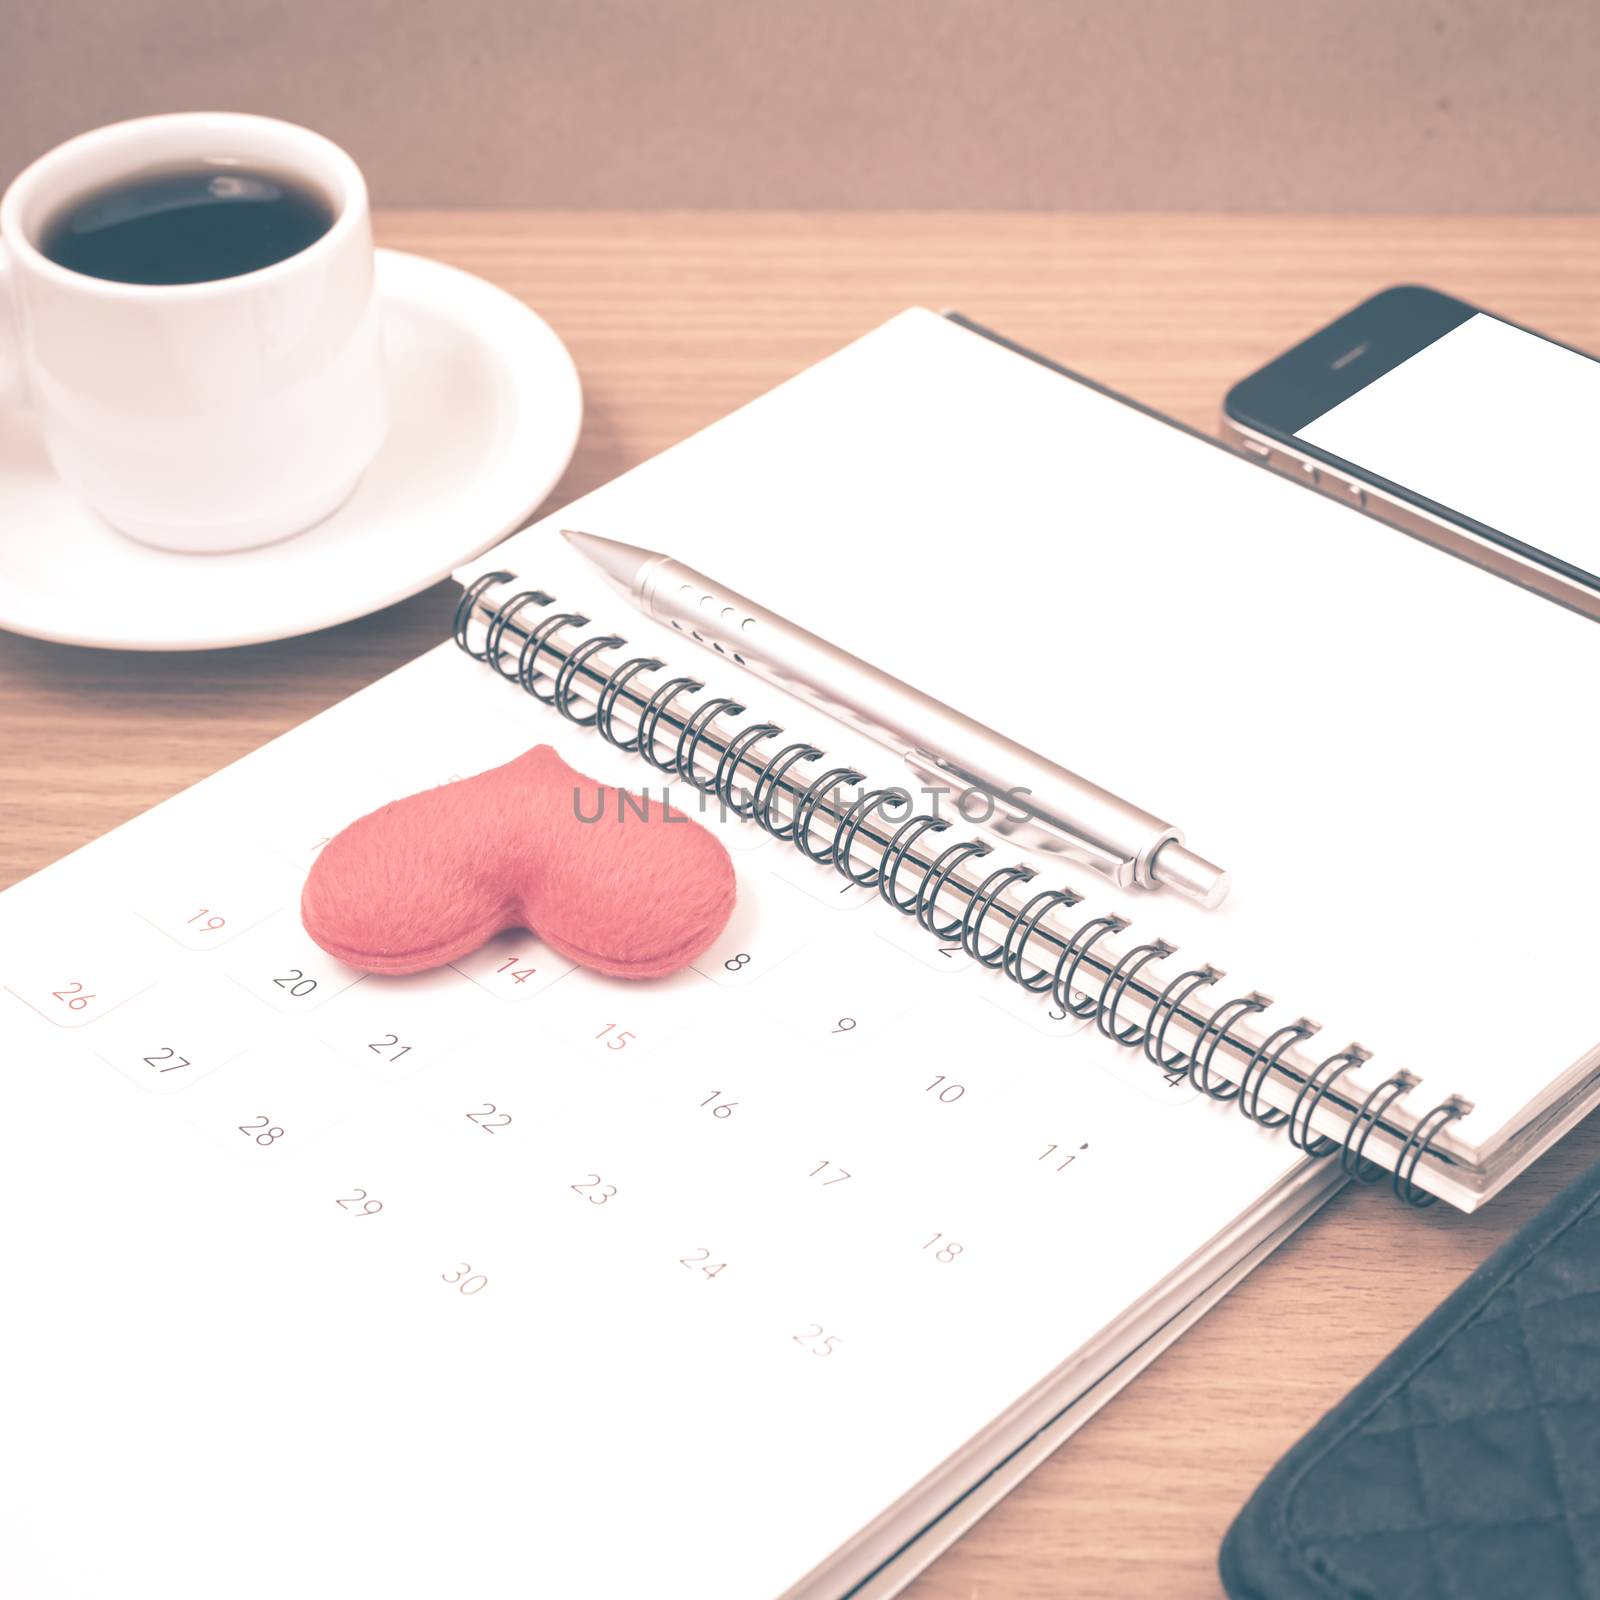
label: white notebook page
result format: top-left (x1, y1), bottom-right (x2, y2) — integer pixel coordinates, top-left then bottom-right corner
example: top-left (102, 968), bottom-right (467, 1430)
top-left (481, 308), bottom-right (1600, 1172)
top-left (0, 638), bottom-right (1312, 1600)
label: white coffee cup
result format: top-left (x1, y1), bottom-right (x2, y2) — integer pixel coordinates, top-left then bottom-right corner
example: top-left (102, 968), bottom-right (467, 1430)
top-left (0, 112), bottom-right (387, 552)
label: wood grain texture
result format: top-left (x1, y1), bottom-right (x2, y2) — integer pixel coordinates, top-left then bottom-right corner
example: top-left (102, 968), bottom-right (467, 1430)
top-left (3, 212), bottom-right (1597, 1599)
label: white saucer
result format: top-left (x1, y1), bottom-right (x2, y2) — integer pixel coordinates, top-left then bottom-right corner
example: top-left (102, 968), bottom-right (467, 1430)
top-left (0, 249), bottom-right (582, 650)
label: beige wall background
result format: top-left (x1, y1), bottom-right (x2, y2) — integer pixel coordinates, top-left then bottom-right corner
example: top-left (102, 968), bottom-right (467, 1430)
top-left (5, 0), bottom-right (1598, 209)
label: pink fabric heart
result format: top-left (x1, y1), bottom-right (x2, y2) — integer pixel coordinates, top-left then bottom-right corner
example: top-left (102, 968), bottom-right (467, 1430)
top-left (301, 745), bottom-right (735, 979)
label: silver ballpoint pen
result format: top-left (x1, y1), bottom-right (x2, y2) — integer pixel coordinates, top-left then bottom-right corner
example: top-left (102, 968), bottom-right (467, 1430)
top-left (561, 529), bottom-right (1230, 908)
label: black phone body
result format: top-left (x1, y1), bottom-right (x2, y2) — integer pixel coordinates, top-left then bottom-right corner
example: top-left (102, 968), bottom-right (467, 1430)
top-left (1222, 285), bottom-right (1600, 615)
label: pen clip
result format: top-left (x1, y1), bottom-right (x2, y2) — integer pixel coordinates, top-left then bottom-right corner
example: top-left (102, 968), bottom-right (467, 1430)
top-left (900, 751), bottom-right (1136, 887)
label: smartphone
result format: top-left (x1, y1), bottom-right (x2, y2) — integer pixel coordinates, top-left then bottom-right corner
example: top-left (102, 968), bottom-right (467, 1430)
top-left (1222, 285), bottom-right (1600, 615)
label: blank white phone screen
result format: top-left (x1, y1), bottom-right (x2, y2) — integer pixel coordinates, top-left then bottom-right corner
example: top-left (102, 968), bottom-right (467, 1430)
top-left (1296, 312), bottom-right (1600, 574)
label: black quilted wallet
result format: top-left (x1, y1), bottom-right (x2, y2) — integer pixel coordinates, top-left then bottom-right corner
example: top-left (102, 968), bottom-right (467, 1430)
top-left (1221, 1159), bottom-right (1600, 1600)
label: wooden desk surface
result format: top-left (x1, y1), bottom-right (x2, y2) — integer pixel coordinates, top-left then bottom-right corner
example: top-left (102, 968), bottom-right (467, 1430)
top-left (4, 213), bottom-right (1598, 1599)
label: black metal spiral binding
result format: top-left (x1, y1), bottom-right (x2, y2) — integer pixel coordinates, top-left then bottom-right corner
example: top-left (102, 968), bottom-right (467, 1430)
top-left (518, 612), bottom-right (590, 703)
top-left (1002, 888), bottom-right (1083, 991)
top-left (554, 636), bottom-right (626, 726)
top-left (676, 698), bottom-right (747, 792)
top-left (1052, 915), bottom-right (1128, 1020)
top-left (486, 590), bottom-right (553, 673)
top-left (452, 571), bottom-right (515, 658)
top-left (1287, 1048), bottom-right (1370, 1158)
top-left (880, 815), bottom-right (951, 912)
top-left (962, 865), bottom-right (1038, 965)
top-left (794, 767), bottom-right (869, 863)
top-left (1340, 1071), bottom-right (1420, 1182)
top-left (834, 789), bottom-right (910, 886)
top-left (916, 839), bottom-right (993, 937)
top-left (456, 577), bottom-right (1469, 1208)
top-left (1237, 1021), bottom-right (1318, 1130)
top-left (1146, 966), bottom-right (1222, 1073)
top-left (595, 656), bottom-right (666, 752)
top-left (1096, 939), bottom-right (1176, 1045)
top-left (1392, 1097), bottom-right (1469, 1207)
top-left (1188, 991), bottom-right (1271, 1102)
top-left (714, 724), bottom-right (783, 816)
top-left (636, 677), bottom-right (704, 771)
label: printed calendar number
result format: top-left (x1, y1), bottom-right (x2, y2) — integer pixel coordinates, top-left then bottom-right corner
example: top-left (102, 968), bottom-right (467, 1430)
top-left (980, 975), bottom-right (1095, 1038)
top-left (5, 952), bottom-right (153, 1029)
top-left (923, 1074), bottom-right (965, 1104)
top-left (466, 1102), bottom-right (513, 1134)
top-left (874, 914), bottom-right (974, 974)
top-left (542, 967), bottom-right (704, 1060)
top-left (677, 1248), bottom-right (728, 1279)
top-left (228, 928), bottom-right (362, 1014)
top-left (689, 894), bottom-right (805, 988)
top-left (274, 829), bottom-right (334, 864)
top-left (692, 943), bottom-right (779, 987)
top-left (921, 1233), bottom-right (964, 1263)
top-left (152, 903), bottom-right (258, 949)
top-left (791, 1324), bottom-right (842, 1357)
top-left (699, 1090), bottom-right (738, 1119)
top-left (576, 1016), bottom-right (652, 1056)
top-left (136, 849), bottom-right (287, 949)
top-left (258, 770), bottom-right (409, 870)
top-left (442, 1263), bottom-right (489, 1296)
top-left (93, 981), bottom-right (247, 1096)
top-left (807, 1159), bottom-right (852, 1187)
top-left (181, 1046), bottom-right (364, 1157)
top-left (451, 931), bottom-right (575, 1000)
top-left (312, 967), bottom-right (479, 1082)
top-left (771, 847), bottom-right (874, 909)
top-left (570, 1174), bottom-right (618, 1205)
top-left (791, 953), bottom-right (917, 1050)
top-left (1038, 1142), bottom-right (1090, 1172)
top-left (1092, 1044), bottom-right (1200, 1106)
top-left (335, 1188), bottom-right (384, 1217)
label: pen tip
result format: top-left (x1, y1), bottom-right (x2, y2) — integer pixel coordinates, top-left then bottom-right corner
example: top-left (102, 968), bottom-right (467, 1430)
top-left (558, 528), bottom-right (660, 592)
top-left (561, 528), bottom-right (609, 561)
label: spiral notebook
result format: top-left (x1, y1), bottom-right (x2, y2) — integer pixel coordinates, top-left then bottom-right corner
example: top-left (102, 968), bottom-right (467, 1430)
top-left (2, 307), bottom-right (1596, 1600)
top-left (458, 306), bottom-right (1600, 1215)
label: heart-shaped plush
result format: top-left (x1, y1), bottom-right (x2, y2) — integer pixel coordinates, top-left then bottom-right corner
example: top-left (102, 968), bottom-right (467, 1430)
top-left (301, 745), bottom-right (736, 979)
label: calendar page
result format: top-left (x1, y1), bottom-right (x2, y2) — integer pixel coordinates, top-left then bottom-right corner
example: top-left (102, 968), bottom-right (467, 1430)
top-left (0, 640), bottom-right (1317, 1600)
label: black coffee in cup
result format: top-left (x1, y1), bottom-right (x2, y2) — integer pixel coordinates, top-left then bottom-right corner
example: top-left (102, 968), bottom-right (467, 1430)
top-left (40, 164), bottom-right (335, 285)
